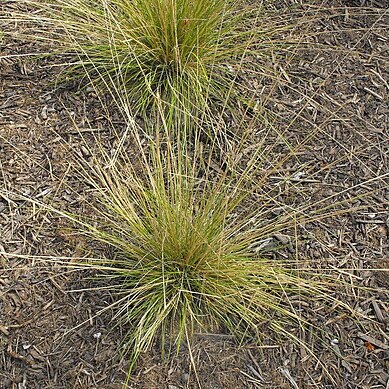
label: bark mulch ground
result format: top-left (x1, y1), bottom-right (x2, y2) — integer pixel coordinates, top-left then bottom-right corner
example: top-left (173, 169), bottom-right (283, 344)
top-left (1, 1), bottom-right (388, 388)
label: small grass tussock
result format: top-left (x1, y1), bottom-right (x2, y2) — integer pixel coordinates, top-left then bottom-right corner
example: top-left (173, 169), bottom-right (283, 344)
top-left (48, 118), bottom-right (365, 377)
top-left (7, 0), bottom-right (295, 118)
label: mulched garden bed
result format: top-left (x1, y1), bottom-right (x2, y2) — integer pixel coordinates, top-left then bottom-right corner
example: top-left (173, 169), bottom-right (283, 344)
top-left (1, 1), bottom-right (388, 387)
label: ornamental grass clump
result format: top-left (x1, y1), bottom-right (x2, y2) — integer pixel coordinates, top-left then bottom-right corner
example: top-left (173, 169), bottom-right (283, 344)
top-left (1, 102), bottom-right (380, 379)
top-left (6, 0), bottom-right (288, 117)
top-left (54, 118), bottom-right (361, 377)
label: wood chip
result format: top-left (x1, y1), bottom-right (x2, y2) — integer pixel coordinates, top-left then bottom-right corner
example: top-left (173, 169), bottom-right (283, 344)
top-left (372, 300), bottom-right (385, 323)
top-left (357, 332), bottom-right (388, 350)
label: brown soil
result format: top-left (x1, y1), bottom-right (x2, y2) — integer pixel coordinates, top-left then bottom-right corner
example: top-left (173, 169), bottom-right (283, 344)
top-left (1, 1), bottom-right (388, 388)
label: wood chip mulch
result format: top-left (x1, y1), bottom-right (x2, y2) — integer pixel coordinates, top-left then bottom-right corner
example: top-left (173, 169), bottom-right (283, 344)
top-left (1, 1), bottom-right (388, 388)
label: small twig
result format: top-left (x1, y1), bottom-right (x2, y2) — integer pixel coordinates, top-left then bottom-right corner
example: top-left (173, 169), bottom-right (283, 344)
top-left (372, 300), bottom-right (385, 323)
top-left (7, 350), bottom-right (34, 366)
top-left (355, 219), bottom-right (385, 224)
top-left (363, 87), bottom-right (384, 100)
top-left (67, 127), bottom-right (106, 134)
